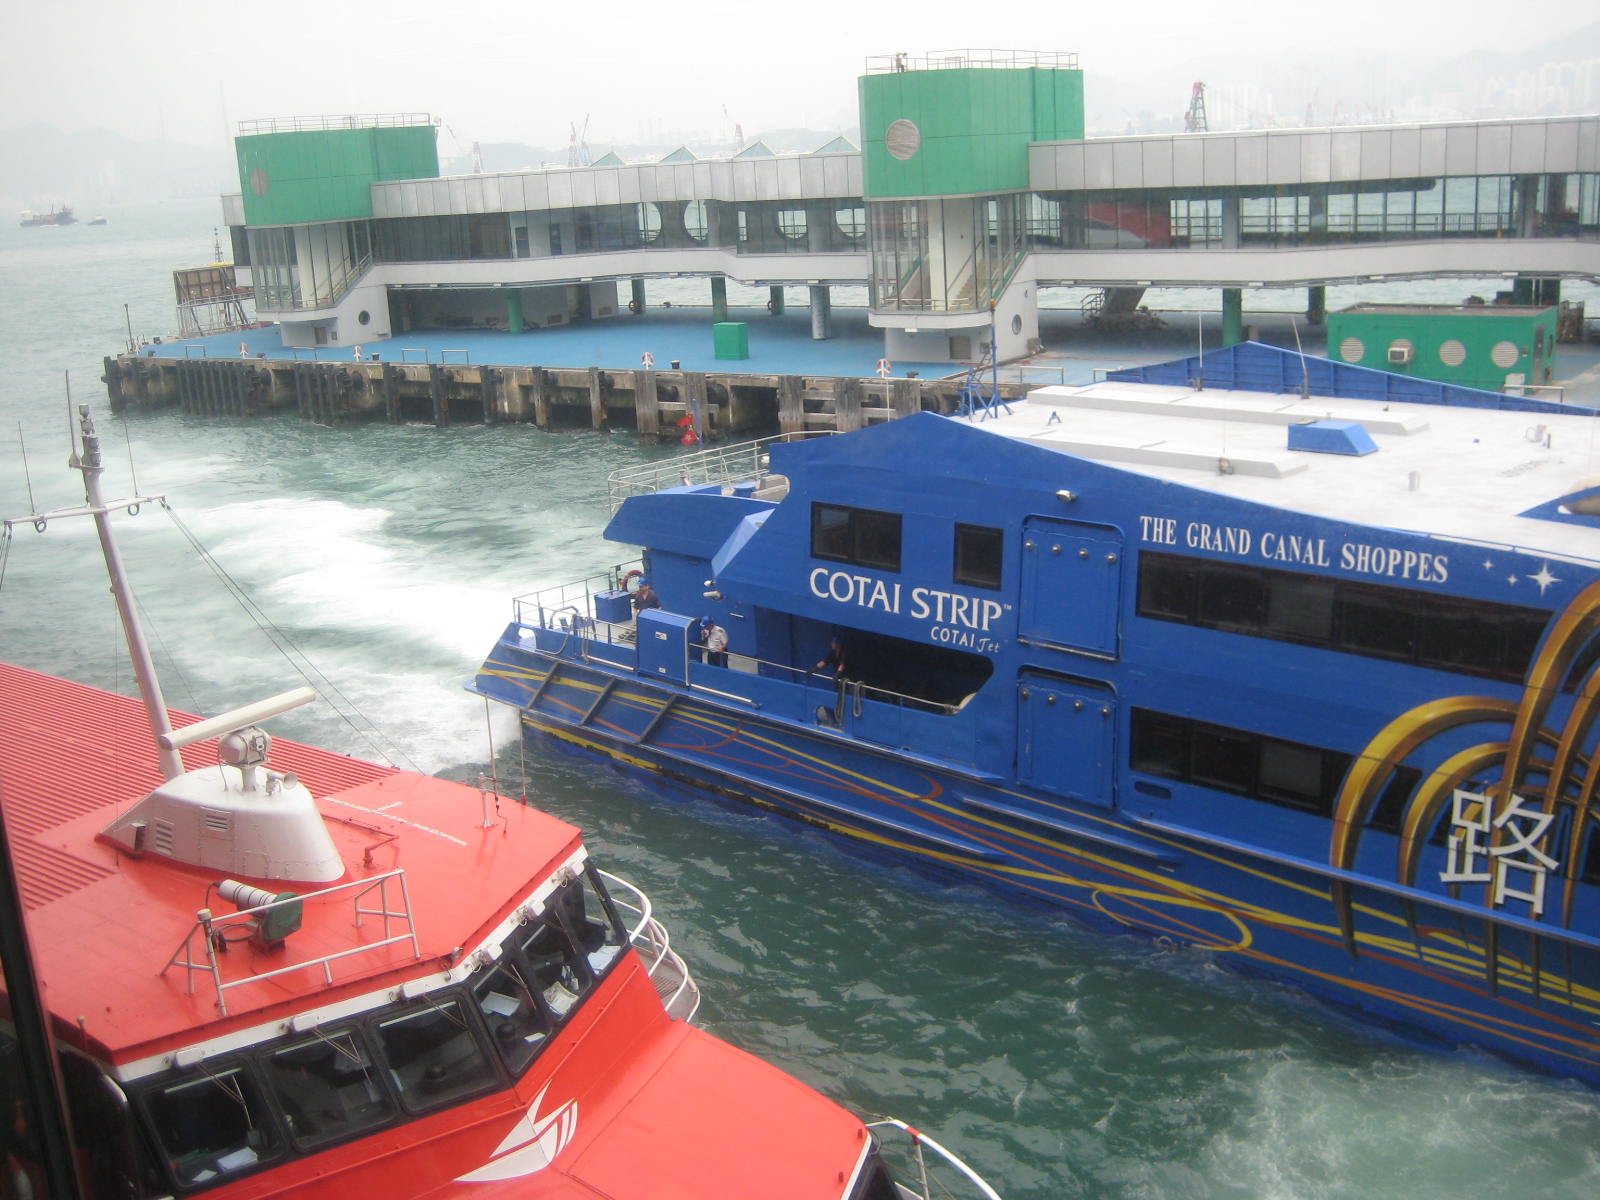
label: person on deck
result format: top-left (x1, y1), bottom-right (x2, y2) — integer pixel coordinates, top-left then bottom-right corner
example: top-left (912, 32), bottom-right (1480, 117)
top-left (700, 618), bottom-right (729, 668)
top-left (815, 637), bottom-right (845, 677)
top-left (632, 578), bottom-right (661, 613)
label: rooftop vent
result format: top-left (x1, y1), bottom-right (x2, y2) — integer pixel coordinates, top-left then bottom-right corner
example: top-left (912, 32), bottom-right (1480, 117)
top-left (1287, 420), bottom-right (1378, 457)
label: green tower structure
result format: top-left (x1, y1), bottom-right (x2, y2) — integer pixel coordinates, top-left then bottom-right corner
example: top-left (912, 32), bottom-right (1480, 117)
top-left (858, 51), bottom-right (1083, 365)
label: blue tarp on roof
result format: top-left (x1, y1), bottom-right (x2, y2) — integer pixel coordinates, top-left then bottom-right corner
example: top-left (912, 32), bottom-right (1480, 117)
top-left (1107, 340), bottom-right (1581, 416)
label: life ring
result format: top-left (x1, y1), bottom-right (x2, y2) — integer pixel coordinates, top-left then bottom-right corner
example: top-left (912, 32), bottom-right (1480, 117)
top-left (767, 298), bottom-right (777, 313)
top-left (641, 351), bottom-right (655, 369)
top-left (875, 358), bottom-right (892, 378)
top-left (621, 569), bottom-right (645, 592)
top-left (628, 299), bottom-right (642, 314)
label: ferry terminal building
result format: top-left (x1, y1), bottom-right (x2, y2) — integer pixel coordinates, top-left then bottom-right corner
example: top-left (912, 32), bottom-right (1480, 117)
top-left (220, 50), bottom-right (1600, 369)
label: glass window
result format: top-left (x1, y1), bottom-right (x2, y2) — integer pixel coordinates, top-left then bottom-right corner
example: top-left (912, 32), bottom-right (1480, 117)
top-left (954, 524), bottom-right (1003, 590)
top-left (1337, 584), bottom-right (1416, 661)
top-left (1136, 553), bottom-right (1196, 620)
top-left (1191, 723), bottom-right (1255, 794)
top-left (374, 998), bottom-right (496, 1114)
top-left (811, 503), bottom-right (902, 573)
top-left (262, 1030), bottom-right (394, 1148)
top-left (1196, 566), bottom-right (1265, 632)
top-left (144, 1065), bottom-right (282, 1189)
top-left (1259, 739), bottom-right (1334, 814)
top-left (472, 957), bottom-right (555, 1076)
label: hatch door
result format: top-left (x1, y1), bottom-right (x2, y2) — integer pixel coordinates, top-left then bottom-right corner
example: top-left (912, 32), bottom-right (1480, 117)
top-left (1018, 518), bottom-right (1123, 657)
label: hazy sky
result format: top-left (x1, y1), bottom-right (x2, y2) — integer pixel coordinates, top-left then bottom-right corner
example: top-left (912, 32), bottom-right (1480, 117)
top-left (3, 1), bottom-right (1586, 152)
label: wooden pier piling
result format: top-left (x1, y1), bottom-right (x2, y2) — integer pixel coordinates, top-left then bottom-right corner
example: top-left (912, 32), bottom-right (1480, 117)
top-left (101, 351), bottom-right (1027, 439)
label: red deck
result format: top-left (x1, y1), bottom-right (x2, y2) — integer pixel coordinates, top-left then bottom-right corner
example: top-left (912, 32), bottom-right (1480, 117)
top-left (0, 661), bottom-right (585, 1065)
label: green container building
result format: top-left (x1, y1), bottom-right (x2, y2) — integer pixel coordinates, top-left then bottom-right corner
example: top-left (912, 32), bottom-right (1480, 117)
top-left (859, 57), bottom-right (1083, 199)
top-left (1326, 303), bottom-right (1559, 394)
top-left (237, 119), bottom-right (439, 226)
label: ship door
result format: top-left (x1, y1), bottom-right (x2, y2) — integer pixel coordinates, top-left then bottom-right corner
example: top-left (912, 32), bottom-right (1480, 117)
top-left (1018, 518), bottom-right (1122, 657)
top-left (1017, 672), bottom-right (1115, 808)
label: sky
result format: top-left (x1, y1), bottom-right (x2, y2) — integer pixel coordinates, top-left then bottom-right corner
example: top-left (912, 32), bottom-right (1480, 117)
top-left (2, 0), bottom-right (1589, 154)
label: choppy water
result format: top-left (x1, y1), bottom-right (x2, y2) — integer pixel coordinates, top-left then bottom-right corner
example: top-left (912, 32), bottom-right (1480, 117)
top-left (3, 198), bottom-right (1599, 1199)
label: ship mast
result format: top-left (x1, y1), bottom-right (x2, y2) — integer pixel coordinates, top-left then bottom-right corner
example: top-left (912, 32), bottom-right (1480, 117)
top-left (69, 403), bottom-right (185, 778)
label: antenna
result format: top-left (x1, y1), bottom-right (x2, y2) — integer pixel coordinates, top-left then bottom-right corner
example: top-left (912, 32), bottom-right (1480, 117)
top-left (15, 423), bottom-right (36, 514)
top-left (1290, 317), bottom-right (1311, 398)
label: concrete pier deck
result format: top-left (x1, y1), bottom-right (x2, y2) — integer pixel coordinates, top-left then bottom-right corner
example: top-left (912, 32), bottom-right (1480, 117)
top-left (105, 304), bottom-right (1600, 433)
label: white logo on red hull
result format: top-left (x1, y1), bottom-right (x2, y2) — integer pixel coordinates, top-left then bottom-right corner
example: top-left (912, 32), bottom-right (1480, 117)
top-left (454, 1085), bottom-right (578, 1183)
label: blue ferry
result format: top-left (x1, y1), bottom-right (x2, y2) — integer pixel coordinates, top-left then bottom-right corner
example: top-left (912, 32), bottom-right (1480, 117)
top-left (473, 342), bottom-right (1600, 1086)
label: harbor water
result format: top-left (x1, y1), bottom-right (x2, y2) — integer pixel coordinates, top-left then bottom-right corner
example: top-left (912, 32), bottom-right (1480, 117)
top-left (3, 199), bottom-right (1600, 1199)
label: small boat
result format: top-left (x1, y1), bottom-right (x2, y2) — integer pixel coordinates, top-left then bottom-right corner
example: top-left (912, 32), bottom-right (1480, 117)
top-left (0, 405), bottom-right (999, 1199)
top-left (19, 205), bottom-right (77, 227)
top-left (473, 340), bottom-right (1600, 1088)
top-left (88, 215), bottom-right (108, 226)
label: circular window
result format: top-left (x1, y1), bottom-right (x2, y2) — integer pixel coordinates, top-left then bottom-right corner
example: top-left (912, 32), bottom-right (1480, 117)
top-left (1491, 340), bottom-right (1520, 368)
top-left (1438, 339), bottom-right (1466, 367)
top-left (250, 167), bottom-right (270, 197)
top-left (357, 310), bottom-right (371, 326)
top-left (1011, 314), bottom-right (1023, 335)
top-left (1338, 336), bottom-right (1365, 363)
top-left (886, 119), bottom-right (921, 161)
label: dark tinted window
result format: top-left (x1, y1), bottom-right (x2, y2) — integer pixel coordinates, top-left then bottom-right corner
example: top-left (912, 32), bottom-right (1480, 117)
top-left (954, 524), bottom-right (1004, 590)
top-left (811, 503), bottom-right (902, 572)
top-left (1137, 551), bottom-right (1547, 684)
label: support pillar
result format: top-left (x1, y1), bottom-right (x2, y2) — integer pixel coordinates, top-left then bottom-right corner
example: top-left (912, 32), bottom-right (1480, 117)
top-left (1306, 285), bottom-right (1326, 326)
top-left (809, 285), bottom-right (832, 340)
top-left (710, 276), bottom-right (728, 323)
top-left (631, 277), bottom-right (646, 314)
top-left (507, 289), bottom-right (525, 335)
top-left (768, 285), bottom-right (785, 315)
top-left (1221, 287), bottom-right (1243, 348)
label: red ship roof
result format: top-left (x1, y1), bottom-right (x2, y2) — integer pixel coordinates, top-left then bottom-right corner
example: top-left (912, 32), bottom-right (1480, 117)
top-left (0, 661), bottom-right (584, 1068)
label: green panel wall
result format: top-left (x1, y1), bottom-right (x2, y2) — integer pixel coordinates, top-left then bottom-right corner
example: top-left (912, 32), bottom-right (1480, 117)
top-left (237, 125), bottom-right (439, 226)
top-left (860, 67), bottom-right (1083, 199)
top-left (1325, 306), bottom-right (1557, 392)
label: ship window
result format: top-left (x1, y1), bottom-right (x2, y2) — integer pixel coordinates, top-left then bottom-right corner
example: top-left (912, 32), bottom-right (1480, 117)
top-left (262, 1029), bottom-right (394, 1149)
top-left (1136, 551), bottom-right (1546, 684)
top-left (1130, 708), bottom-right (1350, 819)
top-left (811, 503), bottom-right (902, 572)
top-left (1337, 585), bottom-right (1417, 661)
top-left (953, 523), bottom-right (1003, 590)
top-left (472, 957), bottom-right (555, 1076)
top-left (143, 1063), bottom-right (283, 1189)
top-left (374, 998), bottom-right (497, 1115)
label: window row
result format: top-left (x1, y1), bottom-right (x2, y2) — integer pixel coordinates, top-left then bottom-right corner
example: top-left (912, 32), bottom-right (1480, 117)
top-left (1137, 551), bottom-right (1548, 684)
top-left (136, 871), bottom-right (626, 1193)
top-left (810, 504), bottom-right (1004, 591)
top-left (1128, 706), bottom-right (1600, 883)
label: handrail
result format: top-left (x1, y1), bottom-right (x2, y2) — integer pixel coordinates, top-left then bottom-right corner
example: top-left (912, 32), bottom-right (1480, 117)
top-left (238, 113), bottom-right (433, 135)
top-left (865, 1118), bottom-right (1003, 1200)
top-left (606, 431), bottom-right (827, 511)
top-left (162, 869), bottom-right (420, 1016)
top-left (596, 870), bottom-right (701, 1021)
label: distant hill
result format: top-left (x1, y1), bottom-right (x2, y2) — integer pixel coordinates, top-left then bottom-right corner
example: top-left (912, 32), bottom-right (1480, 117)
top-left (0, 124), bottom-right (234, 211)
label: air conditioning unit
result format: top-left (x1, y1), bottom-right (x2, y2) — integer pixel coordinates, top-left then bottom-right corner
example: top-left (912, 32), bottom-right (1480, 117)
top-left (1387, 345), bottom-right (1414, 365)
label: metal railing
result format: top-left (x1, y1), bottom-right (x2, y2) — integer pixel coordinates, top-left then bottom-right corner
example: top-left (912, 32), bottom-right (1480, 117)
top-left (238, 113), bottom-right (433, 135)
top-left (865, 1119), bottom-right (1003, 1200)
top-left (607, 432), bottom-right (826, 511)
top-left (512, 581), bottom-right (967, 721)
top-left (865, 48), bottom-right (1076, 73)
top-left (162, 870), bottom-right (420, 1016)
top-left (598, 870), bottom-right (701, 1022)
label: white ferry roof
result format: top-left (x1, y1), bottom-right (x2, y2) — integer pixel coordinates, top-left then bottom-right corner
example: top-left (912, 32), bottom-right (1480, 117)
top-left (952, 376), bottom-right (1600, 562)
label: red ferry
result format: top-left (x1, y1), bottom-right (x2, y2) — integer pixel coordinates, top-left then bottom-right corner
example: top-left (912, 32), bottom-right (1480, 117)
top-left (0, 407), bottom-right (999, 1200)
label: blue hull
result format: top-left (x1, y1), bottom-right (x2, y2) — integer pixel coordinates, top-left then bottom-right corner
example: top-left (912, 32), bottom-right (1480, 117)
top-left (475, 627), bottom-right (1600, 1086)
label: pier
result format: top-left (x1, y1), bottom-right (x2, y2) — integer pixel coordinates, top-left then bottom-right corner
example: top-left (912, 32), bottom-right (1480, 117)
top-left (101, 352), bottom-right (1026, 437)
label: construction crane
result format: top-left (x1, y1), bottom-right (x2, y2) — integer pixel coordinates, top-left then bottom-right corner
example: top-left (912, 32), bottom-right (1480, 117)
top-left (568, 117), bottom-right (591, 168)
top-left (1184, 81), bottom-right (1208, 132)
